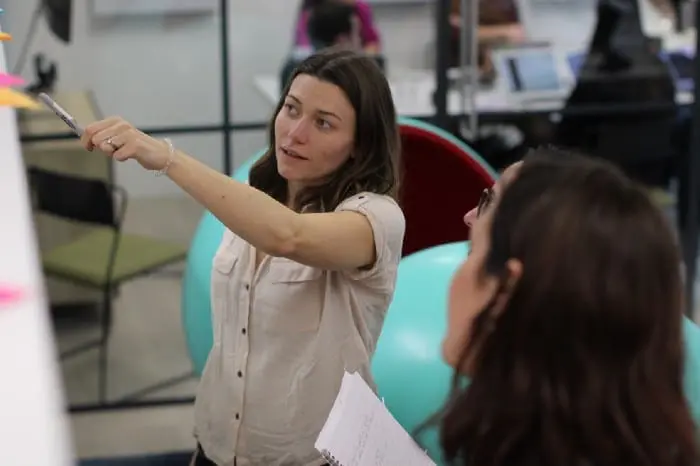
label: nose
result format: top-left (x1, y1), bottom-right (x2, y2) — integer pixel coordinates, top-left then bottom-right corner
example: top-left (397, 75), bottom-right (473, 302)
top-left (464, 207), bottom-right (477, 227)
top-left (287, 117), bottom-right (310, 144)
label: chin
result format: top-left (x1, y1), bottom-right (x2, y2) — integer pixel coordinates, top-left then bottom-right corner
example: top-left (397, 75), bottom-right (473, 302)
top-left (441, 338), bottom-right (456, 369)
top-left (275, 158), bottom-right (299, 181)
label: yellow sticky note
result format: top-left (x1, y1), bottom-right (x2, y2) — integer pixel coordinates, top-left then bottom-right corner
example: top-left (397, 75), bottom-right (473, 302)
top-left (0, 88), bottom-right (40, 109)
top-left (0, 32), bottom-right (12, 41)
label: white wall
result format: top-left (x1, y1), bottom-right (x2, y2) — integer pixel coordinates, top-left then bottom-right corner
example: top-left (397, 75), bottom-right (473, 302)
top-left (2, 0), bottom-right (433, 197)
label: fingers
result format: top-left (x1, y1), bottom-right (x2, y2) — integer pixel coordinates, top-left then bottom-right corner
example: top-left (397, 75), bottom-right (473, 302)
top-left (112, 141), bottom-right (136, 162)
top-left (82, 116), bottom-right (130, 153)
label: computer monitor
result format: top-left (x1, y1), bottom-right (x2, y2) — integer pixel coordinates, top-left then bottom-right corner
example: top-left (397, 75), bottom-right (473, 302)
top-left (44, 0), bottom-right (72, 43)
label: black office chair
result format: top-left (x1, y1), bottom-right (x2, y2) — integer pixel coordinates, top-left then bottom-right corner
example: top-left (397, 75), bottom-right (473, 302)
top-left (554, 0), bottom-right (676, 188)
top-left (27, 167), bottom-right (188, 405)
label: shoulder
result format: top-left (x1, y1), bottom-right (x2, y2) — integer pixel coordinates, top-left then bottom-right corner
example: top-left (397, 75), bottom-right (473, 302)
top-left (337, 192), bottom-right (406, 267)
top-left (336, 192), bottom-right (405, 229)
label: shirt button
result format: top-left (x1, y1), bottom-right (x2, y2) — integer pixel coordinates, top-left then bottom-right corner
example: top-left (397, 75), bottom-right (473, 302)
top-left (235, 413), bottom-right (240, 420)
top-left (241, 328), bottom-right (246, 335)
top-left (244, 283), bottom-right (250, 291)
top-left (237, 370), bottom-right (243, 377)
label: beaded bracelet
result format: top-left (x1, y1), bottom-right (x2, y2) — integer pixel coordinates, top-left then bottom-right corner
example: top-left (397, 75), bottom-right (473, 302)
top-left (156, 138), bottom-right (175, 177)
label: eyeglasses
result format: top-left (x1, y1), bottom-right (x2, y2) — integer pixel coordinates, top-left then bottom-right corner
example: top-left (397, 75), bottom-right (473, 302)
top-left (477, 187), bottom-right (494, 218)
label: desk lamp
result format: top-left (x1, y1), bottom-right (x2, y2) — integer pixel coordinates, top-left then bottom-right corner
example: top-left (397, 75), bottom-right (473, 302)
top-left (13, 0), bottom-right (72, 94)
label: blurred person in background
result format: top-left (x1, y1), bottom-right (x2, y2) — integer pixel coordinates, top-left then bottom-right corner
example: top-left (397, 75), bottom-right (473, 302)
top-left (282, 0), bottom-right (385, 92)
top-left (294, 0), bottom-right (381, 54)
top-left (449, 0), bottom-right (525, 81)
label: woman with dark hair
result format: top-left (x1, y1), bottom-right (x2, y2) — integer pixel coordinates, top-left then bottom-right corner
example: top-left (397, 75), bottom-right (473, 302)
top-left (440, 149), bottom-right (699, 466)
top-left (294, 0), bottom-right (381, 54)
top-left (80, 48), bottom-right (405, 465)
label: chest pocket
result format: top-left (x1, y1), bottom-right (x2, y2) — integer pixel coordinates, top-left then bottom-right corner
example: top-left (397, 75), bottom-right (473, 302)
top-left (210, 235), bottom-right (239, 345)
top-left (254, 259), bottom-right (324, 334)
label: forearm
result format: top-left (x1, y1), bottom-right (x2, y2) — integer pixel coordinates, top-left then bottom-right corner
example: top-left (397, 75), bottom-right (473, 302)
top-left (166, 150), bottom-right (300, 256)
top-left (478, 23), bottom-right (522, 43)
top-left (364, 42), bottom-right (380, 55)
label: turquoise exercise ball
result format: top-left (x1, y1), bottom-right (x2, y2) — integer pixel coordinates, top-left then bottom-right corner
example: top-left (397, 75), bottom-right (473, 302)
top-left (684, 317), bottom-right (700, 423)
top-left (369, 242), bottom-right (700, 464)
top-left (181, 150), bottom-right (264, 376)
top-left (371, 241), bottom-right (469, 465)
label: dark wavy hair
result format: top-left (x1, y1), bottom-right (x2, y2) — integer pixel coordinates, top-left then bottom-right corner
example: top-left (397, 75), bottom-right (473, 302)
top-left (249, 48), bottom-right (400, 212)
top-left (437, 149), bottom-right (699, 466)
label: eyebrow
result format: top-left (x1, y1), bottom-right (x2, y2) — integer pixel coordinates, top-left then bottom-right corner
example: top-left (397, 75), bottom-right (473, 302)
top-left (286, 93), bottom-right (343, 122)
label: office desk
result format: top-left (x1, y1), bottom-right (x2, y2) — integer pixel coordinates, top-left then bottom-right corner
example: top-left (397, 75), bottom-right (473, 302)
top-left (0, 30), bottom-right (73, 466)
top-left (18, 91), bottom-right (108, 308)
top-left (255, 0), bottom-right (696, 119)
top-left (255, 69), bottom-right (519, 118)
top-left (254, 56), bottom-right (694, 120)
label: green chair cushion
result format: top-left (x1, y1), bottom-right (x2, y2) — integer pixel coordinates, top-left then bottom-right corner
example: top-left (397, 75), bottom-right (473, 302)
top-left (43, 229), bottom-right (188, 287)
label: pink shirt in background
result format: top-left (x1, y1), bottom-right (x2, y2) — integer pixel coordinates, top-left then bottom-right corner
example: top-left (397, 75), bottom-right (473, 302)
top-left (294, 1), bottom-right (381, 48)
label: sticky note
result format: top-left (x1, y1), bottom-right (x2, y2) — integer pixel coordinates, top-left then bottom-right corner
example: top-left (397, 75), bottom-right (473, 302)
top-left (0, 285), bottom-right (23, 305)
top-left (0, 88), bottom-right (40, 109)
top-left (0, 32), bottom-right (12, 41)
top-left (0, 73), bottom-right (25, 87)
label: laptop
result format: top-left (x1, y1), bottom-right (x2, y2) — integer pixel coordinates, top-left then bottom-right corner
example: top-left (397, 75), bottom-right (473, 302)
top-left (492, 43), bottom-right (574, 104)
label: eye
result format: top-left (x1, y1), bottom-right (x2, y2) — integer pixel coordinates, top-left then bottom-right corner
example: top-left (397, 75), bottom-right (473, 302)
top-left (316, 118), bottom-right (332, 130)
top-left (284, 103), bottom-right (299, 117)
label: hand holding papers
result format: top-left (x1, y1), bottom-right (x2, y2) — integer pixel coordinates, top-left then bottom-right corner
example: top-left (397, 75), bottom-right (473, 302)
top-left (315, 371), bottom-right (436, 466)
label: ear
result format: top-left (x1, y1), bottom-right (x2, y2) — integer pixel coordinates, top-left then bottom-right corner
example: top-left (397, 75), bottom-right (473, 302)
top-left (491, 258), bottom-right (523, 318)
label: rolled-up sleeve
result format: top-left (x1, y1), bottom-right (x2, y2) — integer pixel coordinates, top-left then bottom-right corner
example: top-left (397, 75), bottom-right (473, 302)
top-left (336, 192), bottom-right (405, 288)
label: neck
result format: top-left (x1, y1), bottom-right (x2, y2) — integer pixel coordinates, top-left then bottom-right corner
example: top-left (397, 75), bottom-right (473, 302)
top-left (287, 182), bottom-right (303, 209)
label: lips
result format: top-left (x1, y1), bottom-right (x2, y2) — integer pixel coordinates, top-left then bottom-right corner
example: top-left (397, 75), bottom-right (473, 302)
top-left (280, 146), bottom-right (307, 160)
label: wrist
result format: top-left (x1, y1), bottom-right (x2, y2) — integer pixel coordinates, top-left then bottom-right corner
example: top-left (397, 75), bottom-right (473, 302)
top-left (156, 138), bottom-right (176, 177)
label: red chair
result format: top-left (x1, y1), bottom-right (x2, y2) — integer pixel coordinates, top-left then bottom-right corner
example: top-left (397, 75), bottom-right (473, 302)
top-left (398, 118), bottom-right (497, 257)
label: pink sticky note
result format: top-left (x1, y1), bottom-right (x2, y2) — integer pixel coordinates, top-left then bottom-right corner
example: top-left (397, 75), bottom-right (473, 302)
top-left (0, 285), bottom-right (24, 305)
top-left (0, 73), bottom-right (25, 87)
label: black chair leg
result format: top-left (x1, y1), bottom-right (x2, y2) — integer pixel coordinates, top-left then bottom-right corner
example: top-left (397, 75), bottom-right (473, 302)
top-left (98, 290), bottom-right (113, 404)
top-left (98, 338), bottom-right (108, 404)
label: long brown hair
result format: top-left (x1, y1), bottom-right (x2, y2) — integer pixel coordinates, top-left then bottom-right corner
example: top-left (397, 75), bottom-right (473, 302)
top-left (249, 48), bottom-right (401, 212)
top-left (439, 150), bottom-right (699, 466)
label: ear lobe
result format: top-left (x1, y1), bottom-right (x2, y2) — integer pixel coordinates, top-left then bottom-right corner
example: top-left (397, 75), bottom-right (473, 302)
top-left (504, 258), bottom-right (523, 291)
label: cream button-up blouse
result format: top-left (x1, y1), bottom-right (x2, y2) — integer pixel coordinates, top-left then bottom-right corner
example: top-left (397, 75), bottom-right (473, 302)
top-left (193, 192), bottom-right (406, 466)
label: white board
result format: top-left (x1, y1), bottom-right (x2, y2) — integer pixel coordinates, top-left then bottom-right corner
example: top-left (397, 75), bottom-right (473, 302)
top-left (92, 0), bottom-right (218, 17)
top-left (0, 25), bottom-right (74, 466)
